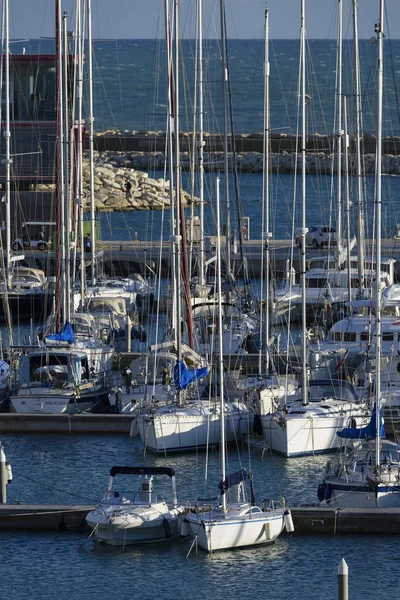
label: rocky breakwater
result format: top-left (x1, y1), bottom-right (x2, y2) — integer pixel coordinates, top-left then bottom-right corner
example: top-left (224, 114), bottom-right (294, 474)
top-left (82, 152), bottom-right (197, 212)
top-left (92, 130), bottom-right (400, 175)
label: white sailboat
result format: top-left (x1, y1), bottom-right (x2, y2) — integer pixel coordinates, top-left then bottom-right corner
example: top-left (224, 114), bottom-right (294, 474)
top-left (184, 81), bottom-right (290, 549)
top-left (317, 0), bottom-right (400, 508)
top-left (86, 466), bottom-right (185, 546)
top-left (260, 0), bottom-right (371, 458)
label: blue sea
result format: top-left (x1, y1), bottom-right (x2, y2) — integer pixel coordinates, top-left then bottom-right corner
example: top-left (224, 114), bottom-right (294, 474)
top-left (3, 38), bottom-right (400, 599)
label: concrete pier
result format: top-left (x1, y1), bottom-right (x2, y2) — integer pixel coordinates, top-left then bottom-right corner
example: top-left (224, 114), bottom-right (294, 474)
top-left (0, 413), bottom-right (135, 434)
top-left (22, 236), bottom-right (400, 279)
top-left (1, 503), bottom-right (399, 534)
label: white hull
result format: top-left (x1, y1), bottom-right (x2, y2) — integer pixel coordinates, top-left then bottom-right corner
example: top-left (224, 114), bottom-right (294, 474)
top-left (10, 387), bottom-right (109, 414)
top-left (324, 481), bottom-right (400, 508)
top-left (261, 409), bottom-right (369, 457)
top-left (186, 507), bottom-right (284, 552)
top-left (86, 505), bottom-right (182, 546)
top-left (137, 403), bottom-right (251, 453)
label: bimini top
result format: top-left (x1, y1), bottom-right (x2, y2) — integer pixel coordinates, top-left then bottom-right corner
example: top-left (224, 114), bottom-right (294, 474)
top-left (109, 466), bottom-right (176, 478)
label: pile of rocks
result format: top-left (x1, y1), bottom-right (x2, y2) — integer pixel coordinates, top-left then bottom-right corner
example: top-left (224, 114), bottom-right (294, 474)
top-left (81, 152), bottom-right (197, 212)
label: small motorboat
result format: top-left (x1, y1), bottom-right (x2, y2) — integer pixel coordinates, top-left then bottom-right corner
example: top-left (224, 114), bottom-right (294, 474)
top-left (86, 466), bottom-right (185, 546)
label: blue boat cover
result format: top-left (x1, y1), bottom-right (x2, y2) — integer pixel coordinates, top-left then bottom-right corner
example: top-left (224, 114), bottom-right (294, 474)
top-left (219, 468), bottom-right (248, 495)
top-left (337, 403), bottom-right (385, 440)
top-left (46, 322), bottom-right (75, 344)
top-left (173, 359), bottom-right (208, 390)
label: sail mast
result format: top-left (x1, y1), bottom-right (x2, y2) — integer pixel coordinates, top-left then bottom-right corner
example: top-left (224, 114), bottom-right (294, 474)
top-left (216, 176), bottom-right (226, 513)
top-left (4, 0), bottom-right (11, 289)
top-left (261, 8), bottom-right (271, 376)
top-left (300, 0), bottom-right (308, 406)
top-left (353, 0), bottom-right (365, 294)
top-left (198, 0), bottom-right (205, 287)
top-left (220, 0), bottom-right (231, 278)
top-left (335, 0), bottom-right (343, 253)
top-left (87, 0), bottom-right (96, 285)
top-left (374, 0), bottom-right (384, 469)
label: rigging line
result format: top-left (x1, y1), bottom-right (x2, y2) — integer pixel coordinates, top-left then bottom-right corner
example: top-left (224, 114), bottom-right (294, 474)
top-left (10, 469), bottom-right (101, 504)
top-left (384, 13), bottom-right (400, 128)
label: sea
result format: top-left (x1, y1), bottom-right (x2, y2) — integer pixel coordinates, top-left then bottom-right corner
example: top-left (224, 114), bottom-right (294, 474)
top-left (2, 38), bottom-right (400, 600)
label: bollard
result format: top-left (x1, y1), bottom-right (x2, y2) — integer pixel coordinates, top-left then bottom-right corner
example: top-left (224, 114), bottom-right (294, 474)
top-left (0, 442), bottom-right (7, 504)
top-left (338, 558), bottom-right (348, 600)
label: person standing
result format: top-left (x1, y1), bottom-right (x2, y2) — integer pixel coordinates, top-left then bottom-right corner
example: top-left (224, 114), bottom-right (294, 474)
top-left (125, 179), bottom-right (132, 200)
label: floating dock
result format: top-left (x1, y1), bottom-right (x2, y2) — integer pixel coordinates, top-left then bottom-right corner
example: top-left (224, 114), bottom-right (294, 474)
top-left (0, 413), bottom-right (135, 434)
top-left (0, 504), bottom-right (399, 534)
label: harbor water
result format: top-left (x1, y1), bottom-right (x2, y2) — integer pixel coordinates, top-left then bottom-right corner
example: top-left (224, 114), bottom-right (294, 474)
top-left (1, 432), bottom-right (399, 600)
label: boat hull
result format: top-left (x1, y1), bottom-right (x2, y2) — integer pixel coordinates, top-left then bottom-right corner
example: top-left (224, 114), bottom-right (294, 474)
top-left (186, 511), bottom-right (284, 552)
top-left (261, 410), bottom-right (369, 457)
top-left (86, 507), bottom-right (182, 546)
top-left (137, 406), bottom-right (250, 453)
top-left (323, 480), bottom-right (400, 508)
top-left (10, 387), bottom-right (111, 414)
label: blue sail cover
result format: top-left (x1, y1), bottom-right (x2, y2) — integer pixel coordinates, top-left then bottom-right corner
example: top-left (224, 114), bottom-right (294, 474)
top-left (46, 322), bottom-right (75, 344)
top-left (219, 468), bottom-right (248, 495)
top-left (337, 403), bottom-right (385, 440)
top-left (173, 359), bottom-right (208, 390)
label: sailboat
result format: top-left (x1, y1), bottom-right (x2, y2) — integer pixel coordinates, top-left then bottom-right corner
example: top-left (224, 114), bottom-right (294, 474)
top-left (316, 1), bottom-right (400, 508)
top-left (260, 0), bottom-right (370, 458)
top-left (184, 95), bottom-right (290, 549)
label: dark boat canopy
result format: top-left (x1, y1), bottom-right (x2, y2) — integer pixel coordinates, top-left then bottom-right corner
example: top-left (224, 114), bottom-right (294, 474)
top-left (109, 466), bottom-right (176, 478)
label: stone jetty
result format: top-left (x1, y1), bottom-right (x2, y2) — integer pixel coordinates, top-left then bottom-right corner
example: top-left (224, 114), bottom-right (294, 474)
top-left (76, 130), bottom-right (400, 212)
top-left (81, 152), bottom-right (198, 212)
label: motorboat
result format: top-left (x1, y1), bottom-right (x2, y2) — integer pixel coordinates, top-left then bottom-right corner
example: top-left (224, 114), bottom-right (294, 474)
top-left (86, 466), bottom-right (184, 546)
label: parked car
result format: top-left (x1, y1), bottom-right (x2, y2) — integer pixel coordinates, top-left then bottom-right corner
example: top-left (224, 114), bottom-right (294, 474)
top-left (295, 226), bottom-right (337, 249)
top-left (12, 232), bottom-right (51, 252)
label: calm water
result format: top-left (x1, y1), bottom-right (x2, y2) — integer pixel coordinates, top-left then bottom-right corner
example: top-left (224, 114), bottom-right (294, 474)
top-left (1, 432), bottom-right (399, 600)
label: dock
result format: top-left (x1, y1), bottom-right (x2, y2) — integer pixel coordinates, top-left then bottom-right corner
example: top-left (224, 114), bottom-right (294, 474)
top-left (0, 503), bottom-right (399, 534)
top-left (0, 413), bottom-right (135, 434)
top-left (22, 237), bottom-right (400, 279)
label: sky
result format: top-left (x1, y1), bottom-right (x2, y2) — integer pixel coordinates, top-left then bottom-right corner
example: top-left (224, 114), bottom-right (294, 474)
top-left (8, 1), bottom-right (400, 41)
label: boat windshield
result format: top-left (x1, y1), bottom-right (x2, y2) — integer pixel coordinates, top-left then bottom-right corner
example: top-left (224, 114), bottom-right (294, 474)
top-left (306, 383), bottom-right (356, 402)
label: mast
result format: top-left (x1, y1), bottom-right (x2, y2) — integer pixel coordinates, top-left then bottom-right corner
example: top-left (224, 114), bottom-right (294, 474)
top-left (216, 176), bottom-right (226, 513)
top-left (261, 8), bottom-right (271, 376)
top-left (220, 0), bottom-right (231, 278)
top-left (353, 0), bottom-right (365, 294)
top-left (335, 0), bottom-right (343, 252)
top-left (56, 0), bottom-right (66, 326)
top-left (374, 0), bottom-right (384, 471)
top-left (198, 0), bottom-right (205, 287)
top-left (165, 0), bottom-right (177, 341)
top-left (300, 0), bottom-right (308, 406)
top-left (343, 96), bottom-right (352, 297)
top-left (62, 11), bottom-right (71, 322)
top-left (76, 0), bottom-right (85, 301)
top-left (87, 0), bottom-right (96, 285)
top-left (4, 0), bottom-right (11, 289)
